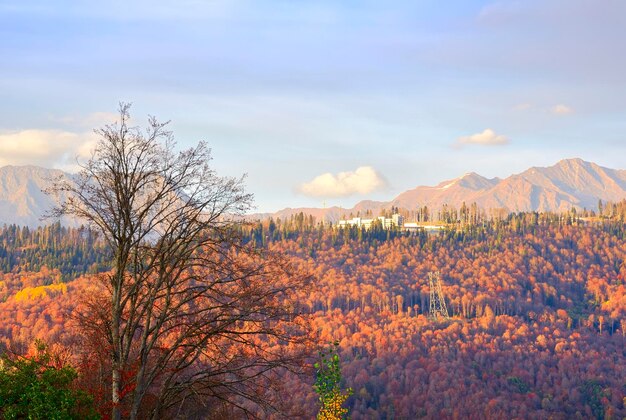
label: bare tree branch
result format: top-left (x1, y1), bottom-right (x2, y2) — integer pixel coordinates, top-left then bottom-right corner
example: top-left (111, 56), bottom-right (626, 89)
top-left (48, 104), bottom-right (311, 419)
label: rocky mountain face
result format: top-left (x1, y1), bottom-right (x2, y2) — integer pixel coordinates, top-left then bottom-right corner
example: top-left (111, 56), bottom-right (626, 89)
top-left (0, 165), bottom-right (76, 227)
top-left (390, 158), bottom-right (626, 213)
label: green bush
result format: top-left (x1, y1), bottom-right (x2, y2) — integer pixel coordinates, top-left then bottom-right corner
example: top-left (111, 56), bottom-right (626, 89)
top-left (0, 341), bottom-right (99, 420)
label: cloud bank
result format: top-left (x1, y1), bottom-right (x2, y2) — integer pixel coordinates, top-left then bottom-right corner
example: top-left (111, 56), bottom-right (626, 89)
top-left (457, 128), bottom-right (509, 146)
top-left (0, 129), bottom-right (96, 170)
top-left (299, 166), bottom-right (387, 198)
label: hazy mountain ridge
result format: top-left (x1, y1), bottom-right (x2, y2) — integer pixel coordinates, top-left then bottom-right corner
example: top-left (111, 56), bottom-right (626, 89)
top-left (0, 165), bottom-right (77, 227)
top-left (1, 158), bottom-right (626, 226)
top-left (267, 158), bottom-right (626, 221)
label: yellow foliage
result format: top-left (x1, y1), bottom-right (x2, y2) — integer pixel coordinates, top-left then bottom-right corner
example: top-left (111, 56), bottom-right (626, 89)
top-left (318, 388), bottom-right (350, 420)
top-left (13, 283), bottom-right (68, 302)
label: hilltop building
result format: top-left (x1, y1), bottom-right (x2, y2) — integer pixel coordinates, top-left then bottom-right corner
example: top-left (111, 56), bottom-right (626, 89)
top-left (402, 222), bottom-right (444, 232)
top-left (336, 214), bottom-right (404, 229)
top-left (336, 213), bottom-right (445, 232)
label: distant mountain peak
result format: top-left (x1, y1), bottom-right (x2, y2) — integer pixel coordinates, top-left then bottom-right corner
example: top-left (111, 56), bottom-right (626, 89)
top-left (261, 159), bottom-right (626, 219)
top-left (558, 157), bottom-right (584, 163)
top-left (431, 172), bottom-right (498, 192)
top-left (0, 165), bottom-right (77, 227)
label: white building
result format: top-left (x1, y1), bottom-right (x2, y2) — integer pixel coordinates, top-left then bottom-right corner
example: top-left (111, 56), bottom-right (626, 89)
top-left (403, 222), bottom-right (444, 232)
top-left (336, 214), bottom-right (404, 230)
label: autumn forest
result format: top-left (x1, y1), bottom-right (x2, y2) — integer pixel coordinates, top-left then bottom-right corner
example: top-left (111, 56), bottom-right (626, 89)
top-left (1, 203), bottom-right (625, 418)
top-left (5, 0), bottom-right (626, 418)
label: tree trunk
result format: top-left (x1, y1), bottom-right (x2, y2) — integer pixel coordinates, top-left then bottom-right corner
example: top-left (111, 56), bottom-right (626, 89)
top-left (112, 360), bottom-right (121, 420)
top-left (112, 276), bottom-right (122, 420)
top-left (130, 383), bottom-right (143, 420)
top-left (130, 360), bottom-right (147, 419)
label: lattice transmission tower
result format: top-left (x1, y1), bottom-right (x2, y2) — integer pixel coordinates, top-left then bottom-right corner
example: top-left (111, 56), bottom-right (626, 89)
top-left (428, 271), bottom-right (449, 320)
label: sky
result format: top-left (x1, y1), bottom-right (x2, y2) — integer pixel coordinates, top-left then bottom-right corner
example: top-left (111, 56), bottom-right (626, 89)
top-left (1, 0), bottom-right (625, 213)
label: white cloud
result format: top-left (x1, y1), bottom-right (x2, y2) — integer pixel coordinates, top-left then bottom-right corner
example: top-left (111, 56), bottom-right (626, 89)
top-left (552, 104), bottom-right (573, 115)
top-left (0, 129), bottom-right (96, 170)
top-left (457, 128), bottom-right (509, 146)
top-left (299, 166), bottom-right (387, 198)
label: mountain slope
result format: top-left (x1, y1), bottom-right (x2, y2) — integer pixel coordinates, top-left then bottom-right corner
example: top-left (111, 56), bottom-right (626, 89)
top-left (391, 172), bottom-right (501, 210)
top-left (275, 158), bottom-right (626, 219)
top-left (0, 166), bottom-right (76, 227)
top-left (478, 158), bottom-right (626, 212)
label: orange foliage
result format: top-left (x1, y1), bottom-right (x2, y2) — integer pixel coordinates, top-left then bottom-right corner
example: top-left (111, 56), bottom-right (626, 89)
top-left (2, 218), bottom-right (626, 418)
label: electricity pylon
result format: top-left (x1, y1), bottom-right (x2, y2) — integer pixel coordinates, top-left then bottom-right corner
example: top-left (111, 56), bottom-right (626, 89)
top-left (428, 271), bottom-right (449, 320)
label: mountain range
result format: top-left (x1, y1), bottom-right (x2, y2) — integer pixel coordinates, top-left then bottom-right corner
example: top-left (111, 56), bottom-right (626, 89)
top-left (0, 158), bottom-right (625, 227)
top-left (265, 158), bottom-right (626, 222)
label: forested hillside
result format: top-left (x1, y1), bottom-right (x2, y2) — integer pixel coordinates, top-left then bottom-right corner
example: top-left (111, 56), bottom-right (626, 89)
top-left (0, 223), bottom-right (108, 281)
top-left (1, 206), bottom-right (625, 418)
top-left (248, 207), bottom-right (626, 418)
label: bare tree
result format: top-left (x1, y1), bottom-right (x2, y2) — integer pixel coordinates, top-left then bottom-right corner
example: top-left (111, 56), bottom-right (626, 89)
top-left (48, 104), bottom-right (310, 419)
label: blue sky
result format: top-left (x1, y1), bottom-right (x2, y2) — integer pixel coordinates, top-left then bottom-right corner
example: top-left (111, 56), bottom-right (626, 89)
top-left (1, 0), bottom-right (625, 212)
